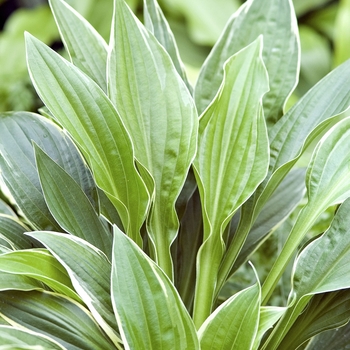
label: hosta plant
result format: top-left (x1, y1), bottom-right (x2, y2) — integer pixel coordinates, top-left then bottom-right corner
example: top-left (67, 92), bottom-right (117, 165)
top-left (2, 0), bottom-right (350, 348)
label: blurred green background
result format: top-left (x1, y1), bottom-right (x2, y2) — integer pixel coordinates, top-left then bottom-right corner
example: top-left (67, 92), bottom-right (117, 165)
top-left (0, 0), bottom-right (349, 112)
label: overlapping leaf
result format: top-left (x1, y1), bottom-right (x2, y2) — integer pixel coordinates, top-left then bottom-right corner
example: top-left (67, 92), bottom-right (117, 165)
top-left (0, 249), bottom-right (80, 301)
top-left (262, 117), bottom-right (350, 304)
top-left (262, 197), bottom-right (350, 349)
top-left (111, 226), bottom-right (199, 349)
top-left (49, 0), bottom-right (108, 90)
top-left (27, 231), bottom-right (120, 346)
top-left (34, 144), bottom-right (112, 257)
top-left (0, 112), bottom-right (98, 230)
top-left (0, 290), bottom-right (117, 350)
top-left (0, 326), bottom-right (65, 350)
top-left (108, 0), bottom-right (197, 277)
top-left (143, 0), bottom-right (192, 92)
top-left (25, 33), bottom-right (149, 245)
top-left (198, 283), bottom-right (260, 350)
top-left (194, 0), bottom-right (299, 125)
top-left (193, 37), bottom-right (269, 327)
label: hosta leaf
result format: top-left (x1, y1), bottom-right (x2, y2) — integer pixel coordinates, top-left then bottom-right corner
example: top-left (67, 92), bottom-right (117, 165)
top-left (108, 0), bottom-right (198, 277)
top-left (305, 321), bottom-right (350, 350)
top-left (0, 111), bottom-right (97, 230)
top-left (25, 33), bottom-right (149, 246)
top-left (262, 117), bottom-right (350, 304)
top-left (279, 290), bottom-right (350, 350)
top-left (0, 290), bottom-right (117, 350)
top-left (0, 215), bottom-right (34, 250)
top-left (262, 197), bottom-right (350, 349)
top-left (28, 231), bottom-right (120, 346)
top-left (49, 0), bottom-right (108, 90)
top-left (261, 58), bottom-right (350, 210)
top-left (0, 199), bottom-right (16, 217)
top-left (0, 249), bottom-right (80, 302)
top-left (111, 226), bottom-right (199, 350)
top-left (194, 0), bottom-right (299, 125)
top-left (254, 307), bottom-right (286, 349)
top-left (193, 37), bottom-right (269, 327)
top-left (143, 0), bottom-right (192, 92)
top-left (0, 325), bottom-right (65, 350)
top-left (0, 272), bottom-right (43, 292)
top-left (198, 283), bottom-right (260, 350)
top-left (34, 144), bottom-right (112, 257)
top-left (231, 168), bottom-right (306, 273)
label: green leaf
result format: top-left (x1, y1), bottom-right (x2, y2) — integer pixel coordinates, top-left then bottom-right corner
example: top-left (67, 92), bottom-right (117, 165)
top-left (143, 0), bottom-right (192, 92)
top-left (49, 0), bottom-right (108, 90)
top-left (254, 307), bottom-right (286, 349)
top-left (194, 0), bottom-right (299, 126)
top-left (262, 58), bottom-right (350, 210)
top-left (27, 231), bottom-right (121, 347)
top-left (0, 290), bottom-right (117, 350)
top-left (333, 0), bottom-right (350, 66)
top-left (262, 197), bottom-right (350, 349)
top-left (0, 111), bottom-right (98, 230)
top-left (34, 144), bottom-right (112, 257)
top-left (198, 283), bottom-right (260, 350)
top-left (0, 271), bottom-right (44, 292)
top-left (305, 321), bottom-right (350, 350)
top-left (193, 36), bottom-right (269, 327)
top-left (228, 168), bottom-right (306, 277)
top-left (111, 226), bottom-right (199, 350)
top-left (0, 199), bottom-right (16, 217)
top-left (0, 325), bottom-right (65, 349)
top-left (25, 33), bottom-right (150, 246)
top-left (108, 0), bottom-right (198, 277)
top-left (0, 249), bottom-right (80, 302)
top-left (0, 215), bottom-right (34, 250)
top-left (278, 290), bottom-right (350, 350)
top-left (262, 117), bottom-right (350, 304)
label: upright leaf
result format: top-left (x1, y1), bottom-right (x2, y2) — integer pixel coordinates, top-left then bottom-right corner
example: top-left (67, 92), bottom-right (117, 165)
top-left (25, 33), bottom-right (149, 246)
top-left (0, 290), bottom-right (117, 350)
top-left (262, 197), bottom-right (350, 349)
top-left (143, 0), bottom-right (192, 92)
top-left (34, 144), bottom-right (112, 257)
top-left (0, 112), bottom-right (98, 230)
top-left (262, 117), bottom-right (350, 304)
top-left (193, 37), bottom-right (269, 327)
top-left (279, 290), bottom-right (350, 350)
top-left (198, 283), bottom-right (260, 350)
top-left (27, 231), bottom-right (120, 346)
top-left (49, 0), bottom-right (108, 90)
top-left (194, 0), bottom-right (299, 125)
top-left (111, 226), bottom-right (199, 350)
top-left (108, 0), bottom-right (198, 277)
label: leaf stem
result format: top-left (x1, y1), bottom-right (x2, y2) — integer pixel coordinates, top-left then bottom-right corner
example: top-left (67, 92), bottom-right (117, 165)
top-left (261, 205), bottom-right (319, 305)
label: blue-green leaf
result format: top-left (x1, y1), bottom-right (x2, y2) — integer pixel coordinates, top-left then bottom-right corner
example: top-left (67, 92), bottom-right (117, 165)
top-left (111, 226), bottom-right (199, 350)
top-left (34, 144), bottom-right (112, 257)
top-left (25, 33), bottom-right (149, 246)
top-left (108, 0), bottom-right (197, 277)
top-left (49, 0), bottom-right (108, 90)
top-left (27, 231), bottom-right (121, 347)
top-left (193, 36), bottom-right (269, 327)
top-left (195, 0), bottom-right (299, 125)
